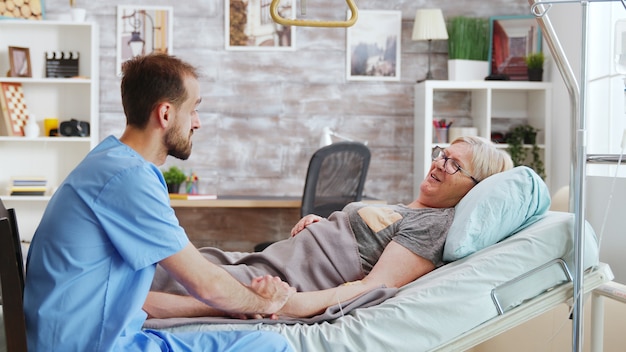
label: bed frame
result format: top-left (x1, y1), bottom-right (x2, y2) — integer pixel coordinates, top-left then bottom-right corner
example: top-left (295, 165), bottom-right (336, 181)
top-left (142, 211), bottom-right (612, 351)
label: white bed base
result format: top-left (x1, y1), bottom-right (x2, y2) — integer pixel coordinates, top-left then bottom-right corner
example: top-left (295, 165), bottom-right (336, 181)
top-left (430, 263), bottom-right (613, 352)
top-left (590, 280), bottom-right (626, 352)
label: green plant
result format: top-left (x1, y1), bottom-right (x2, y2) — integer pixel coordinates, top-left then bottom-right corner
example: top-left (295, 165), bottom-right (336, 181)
top-left (505, 125), bottom-right (546, 179)
top-left (161, 166), bottom-right (186, 185)
top-left (524, 52), bottom-right (545, 70)
top-left (447, 16), bottom-right (490, 61)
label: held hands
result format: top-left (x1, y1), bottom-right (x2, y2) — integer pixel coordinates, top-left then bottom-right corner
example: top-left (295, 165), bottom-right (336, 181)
top-left (249, 275), bottom-right (296, 319)
top-left (290, 214), bottom-right (323, 237)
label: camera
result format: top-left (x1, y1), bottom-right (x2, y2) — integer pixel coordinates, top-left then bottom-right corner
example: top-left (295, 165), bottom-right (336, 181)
top-left (59, 119), bottom-right (90, 137)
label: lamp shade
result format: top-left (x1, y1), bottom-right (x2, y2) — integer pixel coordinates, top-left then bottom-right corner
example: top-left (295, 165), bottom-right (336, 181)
top-left (412, 9), bottom-right (448, 41)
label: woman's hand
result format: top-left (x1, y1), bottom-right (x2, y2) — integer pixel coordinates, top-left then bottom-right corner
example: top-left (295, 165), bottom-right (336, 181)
top-left (290, 214), bottom-right (323, 237)
top-left (249, 275), bottom-right (296, 318)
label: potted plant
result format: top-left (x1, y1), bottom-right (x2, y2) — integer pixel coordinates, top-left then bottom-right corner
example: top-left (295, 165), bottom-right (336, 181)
top-left (525, 52), bottom-right (544, 81)
top-left (505, 125), bottom-right (546, 179)
top-left (161, 166), bottom-right (186, 193)
top-left (447, 16), bottom-right (490, 81)
top-left (69, 0), bottom-right (86, 22)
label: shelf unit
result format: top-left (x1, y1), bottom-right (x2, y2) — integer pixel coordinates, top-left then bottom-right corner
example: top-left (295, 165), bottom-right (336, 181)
top-left (0, 20), bottom-right (99, 241)
top-left (414, 80), bottom-right (552, 199)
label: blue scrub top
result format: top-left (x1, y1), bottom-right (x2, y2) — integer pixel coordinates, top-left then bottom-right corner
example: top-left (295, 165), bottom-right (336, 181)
top-left (24, 136), bottom-right (189, 351)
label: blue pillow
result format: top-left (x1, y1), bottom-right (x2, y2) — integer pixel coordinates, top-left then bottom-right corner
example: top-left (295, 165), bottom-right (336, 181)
top-left (443, 166), bottom-right (551, 261)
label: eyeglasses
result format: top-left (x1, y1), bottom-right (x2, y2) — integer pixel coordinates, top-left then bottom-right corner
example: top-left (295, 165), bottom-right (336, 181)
top-left (431, 146), bottom-right (479, 184)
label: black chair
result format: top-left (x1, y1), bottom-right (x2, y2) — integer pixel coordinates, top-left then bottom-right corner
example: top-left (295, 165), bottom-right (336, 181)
top-left (300, 141), bottom-right (371, 218)
top-left (254, 142), bottom-right (371, 251)
top-left (0, 199), bottom-right (27, 352)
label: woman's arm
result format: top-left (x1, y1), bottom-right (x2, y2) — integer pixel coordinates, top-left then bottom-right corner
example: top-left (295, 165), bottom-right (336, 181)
top-left (144, 241), bottom-right (434, 320)
top-left (278, 241), bottom-right (435, 317)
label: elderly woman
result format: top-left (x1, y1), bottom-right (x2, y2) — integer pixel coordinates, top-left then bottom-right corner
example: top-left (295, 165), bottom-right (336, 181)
top-left (146, 136), bottom-right (513, 319)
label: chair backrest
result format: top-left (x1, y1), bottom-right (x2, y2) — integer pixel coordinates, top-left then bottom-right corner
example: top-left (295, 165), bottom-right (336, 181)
top-left (301, 141), bottom-right (371, 218)
top-left (0, 199), bottom-right (27, 352)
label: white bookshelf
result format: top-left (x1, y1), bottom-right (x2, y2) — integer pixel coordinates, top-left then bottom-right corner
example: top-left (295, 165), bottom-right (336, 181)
top-left (414, 80), bottom-right (552, 198)
top-left (0, 20), bottom-right (99, 241)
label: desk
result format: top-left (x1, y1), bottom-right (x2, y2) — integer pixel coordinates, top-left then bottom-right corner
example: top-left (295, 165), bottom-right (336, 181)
top-left (169, 195), bottom-right (302, 208)
top-left (171, 196), bottom-right (386, 252)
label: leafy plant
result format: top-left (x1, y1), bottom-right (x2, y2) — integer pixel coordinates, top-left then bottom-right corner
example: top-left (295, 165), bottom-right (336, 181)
top-left (525, 52), bottom-right (545, 70)
top-left (161, 166), bottom-right (186, 185)
top-left (447, 16), bottom-right (490, 61)
top-left (505, 125), bottom-right (546, 179)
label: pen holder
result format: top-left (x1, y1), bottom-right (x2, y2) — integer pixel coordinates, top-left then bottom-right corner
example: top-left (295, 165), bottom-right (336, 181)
top-left (433, 128), bottom-right (448, 143)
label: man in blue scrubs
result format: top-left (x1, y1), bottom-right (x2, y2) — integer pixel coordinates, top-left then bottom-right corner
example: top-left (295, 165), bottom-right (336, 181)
top-left (23, 53), bottom-right (295, 351)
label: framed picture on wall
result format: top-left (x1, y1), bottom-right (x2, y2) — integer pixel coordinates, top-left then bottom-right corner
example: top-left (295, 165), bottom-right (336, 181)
top-left (8, 46), bottom-right (32, 78)
top-left (346, 10), bottom-right (402, 81)
top-left (0, 0), bottom-right (43, 20)
top-left (488, 15), bottom-right (542, 81)
top-left (225, 0), bottom-right (295, 51)
top-left (116, 5), bottom-right (173, 75)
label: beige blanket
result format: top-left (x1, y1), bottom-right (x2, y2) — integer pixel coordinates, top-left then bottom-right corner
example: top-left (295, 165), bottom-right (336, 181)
top-left (146, 212), bottom-right (398, 328)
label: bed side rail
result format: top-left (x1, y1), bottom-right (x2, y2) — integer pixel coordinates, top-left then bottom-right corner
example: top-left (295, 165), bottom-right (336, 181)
top-left (491, 259), bottom-right (573, 315)
top-left (429, 263), bottom-right (613, 352)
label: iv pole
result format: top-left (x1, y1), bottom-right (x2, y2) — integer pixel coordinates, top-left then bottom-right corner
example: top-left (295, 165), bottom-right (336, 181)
top-left (528, 1), bottom-right (626, 351)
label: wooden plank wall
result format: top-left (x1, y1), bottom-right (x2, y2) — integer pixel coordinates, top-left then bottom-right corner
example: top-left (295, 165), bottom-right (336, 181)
top-left (43, 0), bottom-right (531, 250)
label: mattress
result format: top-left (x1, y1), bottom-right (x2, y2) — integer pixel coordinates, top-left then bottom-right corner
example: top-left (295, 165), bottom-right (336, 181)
top-left (142, 211), bottom-right (604, 351)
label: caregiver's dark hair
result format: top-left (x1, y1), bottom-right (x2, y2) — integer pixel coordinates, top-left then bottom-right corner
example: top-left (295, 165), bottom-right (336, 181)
top-left (121, 53), bottom-right (199, 128)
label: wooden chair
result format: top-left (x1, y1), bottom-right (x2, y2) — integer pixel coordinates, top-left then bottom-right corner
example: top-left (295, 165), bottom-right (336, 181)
top-left (0, 199), bottom-right (27, 351)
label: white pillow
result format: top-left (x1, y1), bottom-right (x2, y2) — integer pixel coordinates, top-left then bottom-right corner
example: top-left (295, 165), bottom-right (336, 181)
top-left (443, 166), bottom-right (551, 261)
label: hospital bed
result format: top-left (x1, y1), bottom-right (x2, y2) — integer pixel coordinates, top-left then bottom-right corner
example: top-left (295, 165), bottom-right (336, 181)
top-left (143, 211), bottom-right (610, 351)
top-left (143, 166), bottom-right (614, 351)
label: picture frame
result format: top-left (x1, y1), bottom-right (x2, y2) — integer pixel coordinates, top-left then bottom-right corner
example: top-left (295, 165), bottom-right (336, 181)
top-left (488, 15), bottom-right (542, 81)
top-left (346, 10), bottom-right (402, 81)
top-left (0, 0), bottom-right (44, 20)
top-left (225, 0), bottom-right (295, 51)
top-left (0, 82), bottom-right (29, 137)
top-left (8, 46), bottom-right (32, 78)
top-left (116, 5), bottom-right (173, 75)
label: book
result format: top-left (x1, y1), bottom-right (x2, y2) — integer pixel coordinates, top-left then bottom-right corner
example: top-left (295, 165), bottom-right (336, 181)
top-left (169, 193), bottom-right (217, 200)
top-left (10, 186), bottom-right (46, 196)
top-left (11, 177), bottom-right (47, 187)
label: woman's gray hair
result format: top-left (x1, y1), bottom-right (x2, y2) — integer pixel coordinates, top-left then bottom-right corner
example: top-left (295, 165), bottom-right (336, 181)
top-left (451, 136), bottom-right (514, 182)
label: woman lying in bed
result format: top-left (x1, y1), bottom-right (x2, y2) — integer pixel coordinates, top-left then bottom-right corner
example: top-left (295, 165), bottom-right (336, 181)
top-left (146, 136), bottom-right (513, 319)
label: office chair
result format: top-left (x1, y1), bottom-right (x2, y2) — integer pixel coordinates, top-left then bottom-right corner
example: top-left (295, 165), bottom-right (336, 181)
top-left (254, 142), bottom-right (371, 251)
top-left (300, 141), bottom-right (370, 218)
top-left (0, 199), bottom-right (27, 352)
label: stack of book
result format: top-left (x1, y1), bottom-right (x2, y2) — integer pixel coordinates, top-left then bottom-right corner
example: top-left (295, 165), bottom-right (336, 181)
top-left (10, 177), bottom-right (47, 196)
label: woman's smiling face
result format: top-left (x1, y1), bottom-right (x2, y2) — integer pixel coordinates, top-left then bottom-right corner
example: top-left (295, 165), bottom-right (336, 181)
top-left (414, 142), bottom-right (478, 209)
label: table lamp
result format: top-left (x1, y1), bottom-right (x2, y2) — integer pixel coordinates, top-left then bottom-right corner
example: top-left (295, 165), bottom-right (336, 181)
top-left (319, 127), bottom-right (368, 147)
top-left (412, 9), bottom-right (448, 82)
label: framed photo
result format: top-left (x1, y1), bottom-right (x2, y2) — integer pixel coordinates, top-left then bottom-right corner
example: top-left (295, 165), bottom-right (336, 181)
top-left (225, 0), bottom-right (295, 51)
top-left (8, 47), bottom-right (32, 78)
top-left (116, 5), bottom-right (173, 75)
top-left (0, 0), bottom-right (43, 20)
top-left (0, 82), bottom-right (29, 136)
top-left (488, 15), bottom-right (542, 81)
top-left (346, 10), bottom-right (401, 81)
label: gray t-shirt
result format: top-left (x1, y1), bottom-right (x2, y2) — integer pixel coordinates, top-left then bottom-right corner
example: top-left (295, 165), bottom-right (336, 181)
top-left (342, 202), bottom-right (455, 273)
